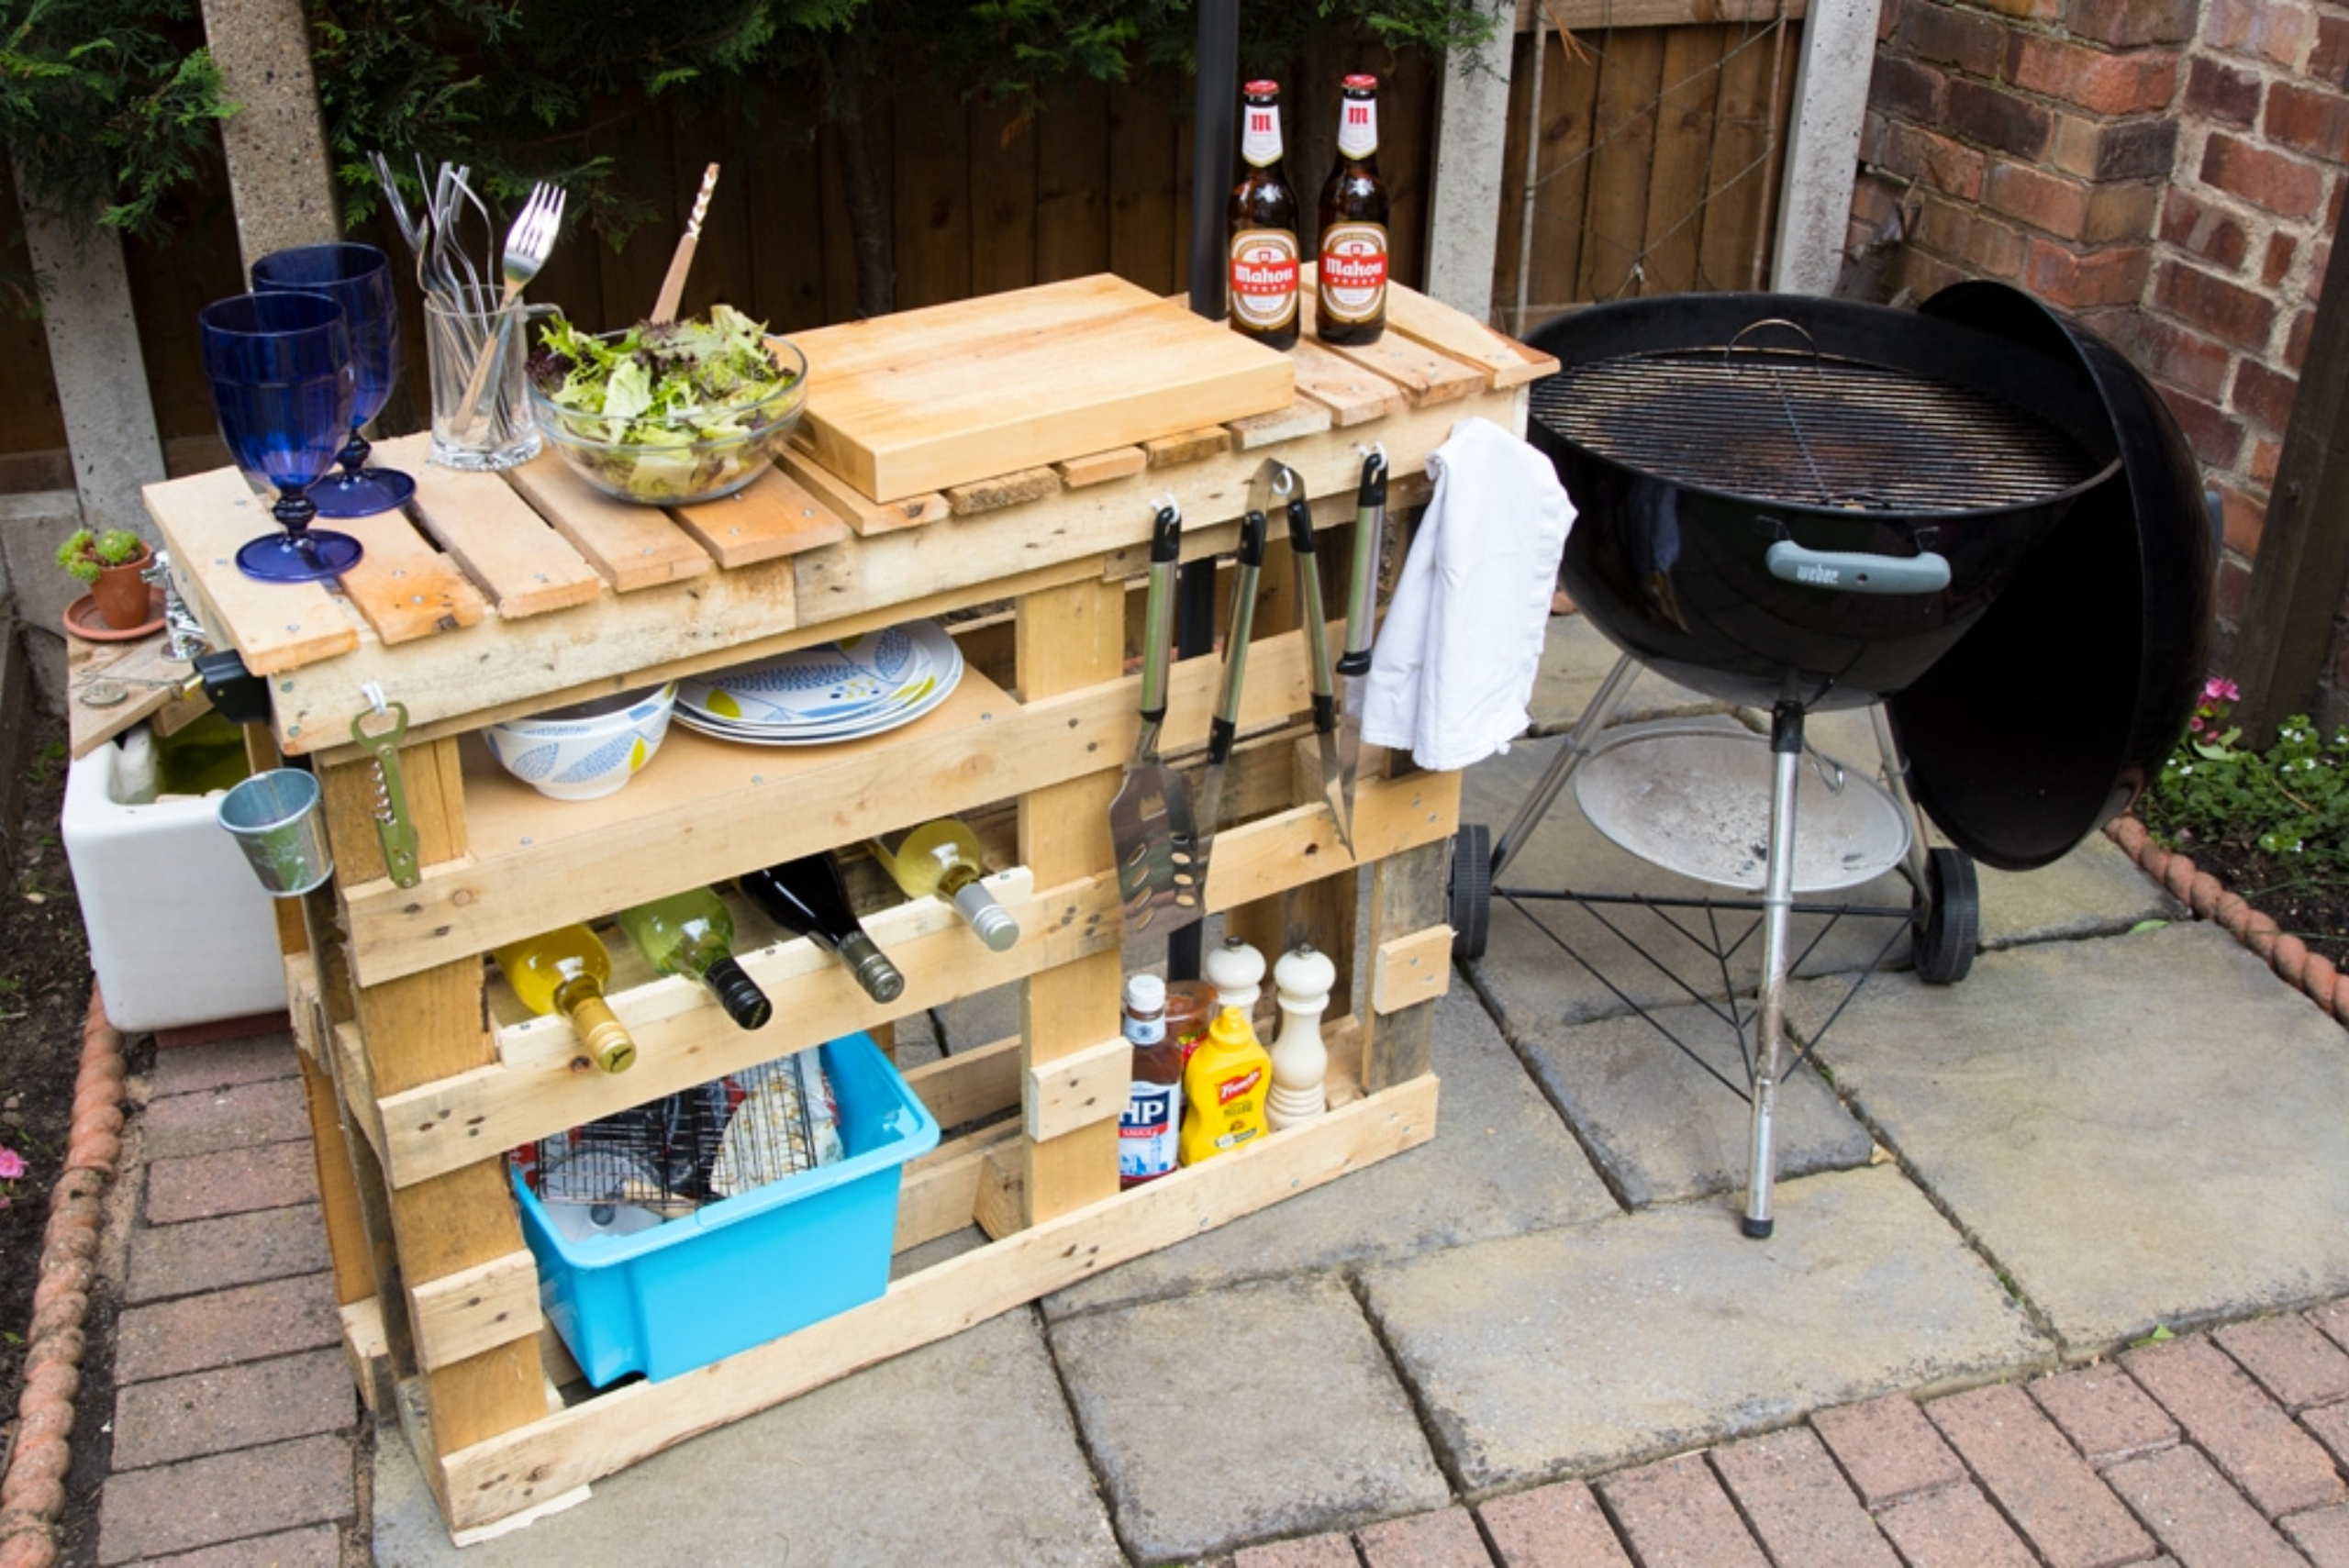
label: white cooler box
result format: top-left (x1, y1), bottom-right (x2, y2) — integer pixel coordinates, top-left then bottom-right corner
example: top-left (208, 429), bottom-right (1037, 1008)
top-left (61, 726), bottom-right (286, 1032)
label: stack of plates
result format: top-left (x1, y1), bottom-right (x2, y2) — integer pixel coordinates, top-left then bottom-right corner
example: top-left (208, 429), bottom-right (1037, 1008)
top-left (674, 620), bottom-right (963, 747)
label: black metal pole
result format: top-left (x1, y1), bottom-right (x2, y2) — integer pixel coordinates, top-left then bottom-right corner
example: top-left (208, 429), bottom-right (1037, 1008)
top-left (1170, 0), bottom-right (1238, 984)
top-left (1187, 0), bottom-right (1238, 323)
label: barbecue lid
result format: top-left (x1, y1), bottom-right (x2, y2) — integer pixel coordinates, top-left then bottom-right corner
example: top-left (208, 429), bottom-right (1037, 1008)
top-left (1886, 282), bottom-right (2215, 873)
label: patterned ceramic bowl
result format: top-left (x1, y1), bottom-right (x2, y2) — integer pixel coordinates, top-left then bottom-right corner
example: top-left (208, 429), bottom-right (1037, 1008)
top-left (484, 684), bottom-right (677, 801)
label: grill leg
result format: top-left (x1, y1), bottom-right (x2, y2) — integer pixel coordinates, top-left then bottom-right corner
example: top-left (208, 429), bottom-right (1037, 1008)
top-left (1869, 704), bottom-right (1933, 896)
top-left (1743, 701), bottom-right (1805, 1240)
top-left (1491, 653), bottom-right (1642, 883)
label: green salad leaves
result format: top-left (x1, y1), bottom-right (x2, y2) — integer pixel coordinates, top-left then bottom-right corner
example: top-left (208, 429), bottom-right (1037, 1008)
top-left (527, 305), bottom-right (804, 502)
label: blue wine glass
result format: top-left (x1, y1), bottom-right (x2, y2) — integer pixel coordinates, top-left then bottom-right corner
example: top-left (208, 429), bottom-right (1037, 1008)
top-left (199, 292), bottom-right (363, 583)
top-left (250, 242), bottom-right (416, 517)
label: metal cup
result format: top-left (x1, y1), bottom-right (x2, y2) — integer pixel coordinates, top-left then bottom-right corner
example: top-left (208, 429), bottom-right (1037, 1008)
top-left (424, 288), bottom-right (553, 472)
top-left (217, 769), bottom-right (334, 897)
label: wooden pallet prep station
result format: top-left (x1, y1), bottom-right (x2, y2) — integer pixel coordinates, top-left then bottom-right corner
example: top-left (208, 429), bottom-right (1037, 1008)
top-left (146, 275), bottom-right (1553, 1539)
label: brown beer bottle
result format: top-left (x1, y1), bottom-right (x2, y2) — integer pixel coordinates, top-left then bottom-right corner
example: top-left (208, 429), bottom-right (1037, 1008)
top-left (1229, 79), bottom-right (1301, 351)
top-left (1317, 73), bottom-right (1390, 346)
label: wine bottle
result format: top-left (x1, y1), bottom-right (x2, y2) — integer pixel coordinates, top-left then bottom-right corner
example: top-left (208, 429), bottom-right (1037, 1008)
top-left (870, 818), bottom-right (1019, 951)
top-left (614, 886), bottom-right (773, 1030)
top-left (491, 925), bottom-right (637, 1073)
top-left (737, 852), bottom-right (907, 1003)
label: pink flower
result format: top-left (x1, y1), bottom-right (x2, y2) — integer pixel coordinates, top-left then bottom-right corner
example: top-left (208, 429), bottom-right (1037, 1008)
top-left (0, 1147), bottom-right (22, 1181)
top-left (2206, 676), bottom-right (2241, 703)
top-left (2190, 717), bottom-right (2205, 732)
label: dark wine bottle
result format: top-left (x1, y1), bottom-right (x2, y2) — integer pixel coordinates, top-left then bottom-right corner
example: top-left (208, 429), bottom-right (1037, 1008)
top-left (737, 852), bottom-right (907, 1004)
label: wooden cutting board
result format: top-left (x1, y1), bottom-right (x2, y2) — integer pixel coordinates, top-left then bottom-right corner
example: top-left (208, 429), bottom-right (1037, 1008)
top-left (787, 275), bottom-right (1296, 503)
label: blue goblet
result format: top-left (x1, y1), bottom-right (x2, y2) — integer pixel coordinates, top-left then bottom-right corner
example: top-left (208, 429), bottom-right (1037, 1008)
top-left (250, 242), bottom-right (416, 517)
top-left (199, 292), bottom-right (364, 583)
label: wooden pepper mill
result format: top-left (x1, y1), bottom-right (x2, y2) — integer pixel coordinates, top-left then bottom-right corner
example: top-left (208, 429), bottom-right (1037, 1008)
top-left (1267, 943), bottom-right (1334, 1129)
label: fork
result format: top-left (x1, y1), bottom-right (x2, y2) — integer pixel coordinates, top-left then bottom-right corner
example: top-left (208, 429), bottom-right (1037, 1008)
top-left (455, 182), bottom-right (565, 432)
top-left (367, 152), bottom-right (429, 285)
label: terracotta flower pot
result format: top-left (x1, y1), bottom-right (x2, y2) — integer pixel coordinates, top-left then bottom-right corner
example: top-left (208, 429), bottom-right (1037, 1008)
top-left (90, 550), bottom-right (154, 630)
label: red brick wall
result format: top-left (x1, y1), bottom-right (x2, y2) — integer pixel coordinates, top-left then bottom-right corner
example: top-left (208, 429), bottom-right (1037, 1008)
top-left (1851, 0), bottom-right (2349, 698)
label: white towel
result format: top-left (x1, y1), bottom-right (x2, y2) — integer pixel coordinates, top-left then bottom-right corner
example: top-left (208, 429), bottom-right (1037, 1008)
top-left (1361, 417), bottom-right (1575, 773)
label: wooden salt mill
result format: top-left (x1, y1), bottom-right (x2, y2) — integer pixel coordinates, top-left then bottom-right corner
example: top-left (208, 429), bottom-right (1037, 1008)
top-left (1267, 943), bottom-right (1334, 1129)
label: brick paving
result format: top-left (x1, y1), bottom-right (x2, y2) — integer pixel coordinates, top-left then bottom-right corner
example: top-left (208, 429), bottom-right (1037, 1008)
top-left (93, 1034), bottom-right (364, 1567)
top-left (1223, 1302), bottom-right (2349, 1568)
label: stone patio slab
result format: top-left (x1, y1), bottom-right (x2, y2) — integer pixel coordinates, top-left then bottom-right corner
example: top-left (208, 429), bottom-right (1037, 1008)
top-left (1511, 999), bottom-right (1873, 1207)
top-left (372, 1311), bottom-right (1121, 1568)
top-left (1042, 985), bottom-right (1617, 1318)
top-left (1792, 922), bottom-right (2349, 1353)
top-left (1358, 1163), bottom-right (2050, 1493)
top-left (1049, 1273), bottom-right (1452, 1562)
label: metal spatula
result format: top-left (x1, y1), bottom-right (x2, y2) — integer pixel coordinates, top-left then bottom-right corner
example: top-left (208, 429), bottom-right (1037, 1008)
top-left (1112, 500), bottom-right (1205, 940)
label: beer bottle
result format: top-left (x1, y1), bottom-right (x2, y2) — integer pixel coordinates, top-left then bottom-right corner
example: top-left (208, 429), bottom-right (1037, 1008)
top-left (1317, 73), bottom-right (1390, 346)
top-left (1229, 80), bottom-right (1301, 351)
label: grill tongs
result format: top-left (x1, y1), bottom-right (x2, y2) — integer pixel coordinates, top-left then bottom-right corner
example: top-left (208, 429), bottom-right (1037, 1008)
top-left (1192, 484), bottom-right (1273, 868)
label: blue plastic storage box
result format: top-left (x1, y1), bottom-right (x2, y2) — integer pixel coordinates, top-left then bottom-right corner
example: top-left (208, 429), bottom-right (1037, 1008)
top-left (512, 1031), bottom-right (940, 1385)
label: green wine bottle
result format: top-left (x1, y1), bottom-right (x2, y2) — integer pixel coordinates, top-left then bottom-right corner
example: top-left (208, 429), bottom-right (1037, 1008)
top-left (614, 887), bottom-right (773, 1030)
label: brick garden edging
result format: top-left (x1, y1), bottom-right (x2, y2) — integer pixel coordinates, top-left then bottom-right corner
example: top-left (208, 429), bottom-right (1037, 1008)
top-left (2106, 815), bottom-right (2349, 1023)
top-left (0, 986), bottom-right (128, 1568)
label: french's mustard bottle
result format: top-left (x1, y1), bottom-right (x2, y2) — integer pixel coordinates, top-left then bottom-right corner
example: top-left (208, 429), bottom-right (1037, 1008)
top-left (1178, 1005), bottom-right (1273, 1165)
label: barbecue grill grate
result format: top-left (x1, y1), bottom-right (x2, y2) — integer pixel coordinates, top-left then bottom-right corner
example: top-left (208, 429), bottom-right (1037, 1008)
top-left (1531, 344), bottom-right (2106, 514)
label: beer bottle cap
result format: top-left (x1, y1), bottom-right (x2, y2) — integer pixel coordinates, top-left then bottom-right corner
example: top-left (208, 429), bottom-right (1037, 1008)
top-left (1343, 73), bottom-right (1378, 90)
top-left (1244, 79), bottom-right (1280, 96)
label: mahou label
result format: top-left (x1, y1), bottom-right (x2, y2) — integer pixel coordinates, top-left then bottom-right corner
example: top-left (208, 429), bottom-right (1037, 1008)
top-left (1319, 221), bottom-right (1388, 324)
top-left (1230, 229), bottom-right (1300, 330)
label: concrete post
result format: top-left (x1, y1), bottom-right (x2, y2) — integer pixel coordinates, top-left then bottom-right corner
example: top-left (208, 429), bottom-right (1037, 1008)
top-left (5, 157), bottom-right (173, 708)
top-left (1769, 0), bottom-right (1882, 295)
top-left (198, 0), bottom-right (340, 272)
top-left (1424, 0), bottom-right (1518, 326)
top-left (11, 188), bottom-right (169, 546)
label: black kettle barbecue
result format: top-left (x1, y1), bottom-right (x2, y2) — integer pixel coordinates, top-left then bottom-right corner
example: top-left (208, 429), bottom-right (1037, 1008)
top-left (1466, 282), bottom-right (2213, 1240)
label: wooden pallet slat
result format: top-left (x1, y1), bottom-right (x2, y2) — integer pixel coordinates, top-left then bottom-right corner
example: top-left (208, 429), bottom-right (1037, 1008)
top-left (775, 449), bottom-right (950, 537)
top-left (1287, 339), bottom-right (1412, 427)
top-left (330, 511), bottom-right (491, 647)
top-left (147, 467), bottom-right (360, 673)
top-left (396, 436), bottom-right (605, 620)
top-left (1143, 426), bottom-right (1232, 467)
top-left (1229, 398), bottom-right (1336, 450)
top-left (672, 466), bottom-right (852, 566)
top-left (946, 465), bottom-right (1063, 517)
top-left (505, 458), bottom-right (717, 592)
top-left (1298, 286), bottom-right (1487, 406)
top-left (1053, 448), bottom-right (1149, 488)
top-left (1314, 265), bottom-right (1560, 387)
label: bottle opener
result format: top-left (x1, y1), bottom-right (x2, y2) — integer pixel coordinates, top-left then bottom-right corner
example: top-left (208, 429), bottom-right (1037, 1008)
top-left (352, 697), bottom-right (422, 889)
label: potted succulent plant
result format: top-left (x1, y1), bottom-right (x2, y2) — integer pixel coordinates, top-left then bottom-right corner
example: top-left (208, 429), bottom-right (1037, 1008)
top-left (57, 528), bottom-right (155, 630)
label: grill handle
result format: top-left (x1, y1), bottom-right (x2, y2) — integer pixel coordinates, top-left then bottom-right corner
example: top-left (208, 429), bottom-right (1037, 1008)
top-left (1765, 539), bottom-right (1951, 596)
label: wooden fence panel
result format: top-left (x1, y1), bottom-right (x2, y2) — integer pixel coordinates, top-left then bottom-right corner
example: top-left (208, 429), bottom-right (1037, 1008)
top-left (1492, 11), bottom-right (1802, 335)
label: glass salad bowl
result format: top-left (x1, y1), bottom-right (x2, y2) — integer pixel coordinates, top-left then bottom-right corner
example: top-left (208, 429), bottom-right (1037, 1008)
top-left (525, 308), bottom-right (808, 506)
